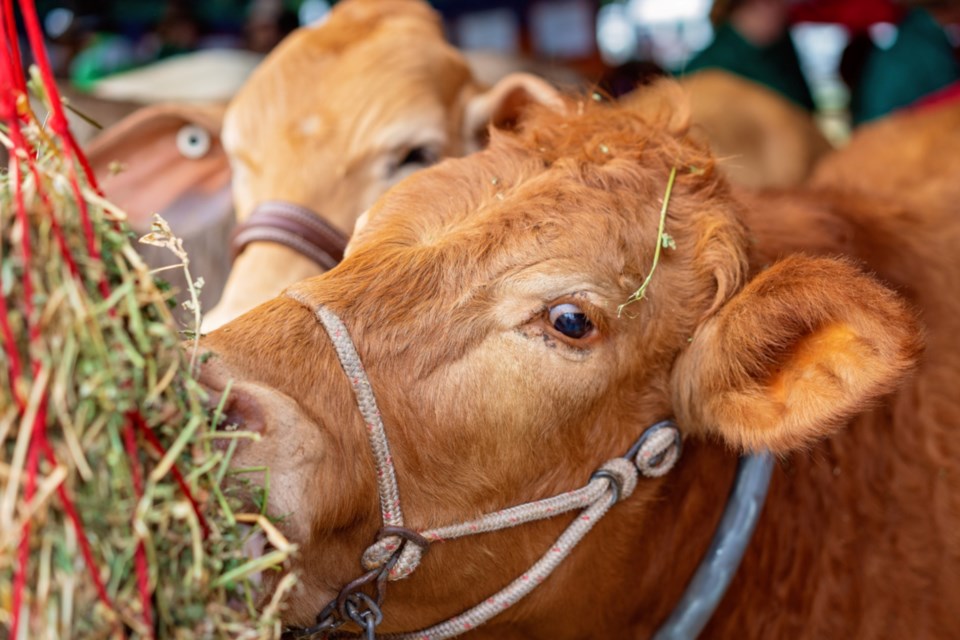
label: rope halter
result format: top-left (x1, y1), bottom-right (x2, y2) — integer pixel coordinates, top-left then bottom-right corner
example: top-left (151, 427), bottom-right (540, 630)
top-left (283, 296), bottom-right (684, 640)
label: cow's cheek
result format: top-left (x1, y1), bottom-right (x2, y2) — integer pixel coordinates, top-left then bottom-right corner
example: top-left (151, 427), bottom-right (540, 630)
top-left (423, 332), bottom-right (609, 457)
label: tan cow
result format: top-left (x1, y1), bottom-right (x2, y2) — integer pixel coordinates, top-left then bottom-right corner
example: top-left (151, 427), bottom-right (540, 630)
top-left (197, 93), bottom-right (960, 637)
top-left (205, 0), bottom-right (559, 329)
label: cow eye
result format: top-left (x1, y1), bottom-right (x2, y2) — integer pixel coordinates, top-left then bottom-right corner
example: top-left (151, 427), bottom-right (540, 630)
top-left (176, 124), bottom-right (211, 159)
top-left (398, 146), bottom-right (438, 169)
top-left (548, 303), bottom-right (593, 339)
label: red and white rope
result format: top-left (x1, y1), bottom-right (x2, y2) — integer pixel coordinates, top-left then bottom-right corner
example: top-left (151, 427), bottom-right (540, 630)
top-left (309, 302), bottom-right (405, 530)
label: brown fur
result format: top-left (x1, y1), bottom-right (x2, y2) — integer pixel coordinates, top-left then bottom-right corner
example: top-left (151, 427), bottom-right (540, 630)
top-left (198, 96), bottom-right (958, 638)
top-left (810, 100), bottom-right (960, 216)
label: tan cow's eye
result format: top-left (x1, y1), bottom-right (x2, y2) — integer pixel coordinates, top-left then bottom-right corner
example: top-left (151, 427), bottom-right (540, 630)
top-left (176, 124), bottom-right (212, 159)
top-left (548, 303), bottom-right (594, 339)
top-left (397, 146), bottom-right (438, 169)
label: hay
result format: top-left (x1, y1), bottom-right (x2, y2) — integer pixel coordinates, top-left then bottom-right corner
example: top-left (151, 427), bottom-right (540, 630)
top-left (0, 2), bottom-right (294, 637)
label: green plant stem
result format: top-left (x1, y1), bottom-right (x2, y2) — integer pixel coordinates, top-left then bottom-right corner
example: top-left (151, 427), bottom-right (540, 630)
top-left (618, 165), bottom-right (678, 317)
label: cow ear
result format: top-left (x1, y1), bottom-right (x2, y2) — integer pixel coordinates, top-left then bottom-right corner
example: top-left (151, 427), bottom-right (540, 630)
top-left (463, 72), bottom-right (563, 151)
top-left (621, 76), bottom-right (692, 136)
top-left (671, 255), bottom-right (922, 453)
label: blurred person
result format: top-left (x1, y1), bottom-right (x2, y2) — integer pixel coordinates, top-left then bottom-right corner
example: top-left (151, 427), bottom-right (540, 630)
top-left (150, 1), bottom-right (201, 58)
top-left (68, 0), bottom-right (202, 90)
top-left (792, 0), bottom-right (960, 123)
top-left (683, 0), bottom-right (817, 111)
top-left (245, 0), bottom-right (299, 53)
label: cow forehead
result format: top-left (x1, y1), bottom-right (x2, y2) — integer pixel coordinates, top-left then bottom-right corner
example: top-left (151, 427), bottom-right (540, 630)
top-left (221, 47), bottom-right (470, 223)
top-left (359, 128), bottom-right (670, 260)
top-left (225, 20), bottom-right (470, 155)
top-left (290, 101), bottom-right (732, 331)
top-left (296, 160), bottom-right (648, 317)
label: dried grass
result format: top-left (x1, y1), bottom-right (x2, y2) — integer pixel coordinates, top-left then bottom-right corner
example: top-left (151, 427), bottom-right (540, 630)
top-left (1, 73), bottom-right (294, 638)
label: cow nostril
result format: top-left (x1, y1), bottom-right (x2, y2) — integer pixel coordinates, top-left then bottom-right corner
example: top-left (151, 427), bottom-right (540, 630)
top-left (217, 408), bottom-right (242, 431)
top-left (206, 385), bottom-right (267, 436)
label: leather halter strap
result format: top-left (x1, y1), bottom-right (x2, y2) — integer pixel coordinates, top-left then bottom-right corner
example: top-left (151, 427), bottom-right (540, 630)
top-left (231, 201), bottom-right (349, 270)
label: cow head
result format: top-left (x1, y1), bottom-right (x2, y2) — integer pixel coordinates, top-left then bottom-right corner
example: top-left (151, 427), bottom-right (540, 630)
top-left (206, 0), bottom-right (561, 329)
top-left (198, 97), bottom-right (920, 634)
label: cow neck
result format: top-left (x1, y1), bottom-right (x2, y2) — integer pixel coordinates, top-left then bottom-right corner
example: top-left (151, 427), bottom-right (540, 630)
top-left (211, 244), bottom-right (323, 325)
top-left (231, 201), bottom-right (349, 271)
top-left (279, 296), bottom-right (774, 640)
top-left (651, 451), bottom-right (773, 639)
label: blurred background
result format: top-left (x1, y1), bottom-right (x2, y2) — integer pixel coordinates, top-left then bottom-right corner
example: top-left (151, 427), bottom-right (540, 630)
top-left (10, 0), bottom-right (960, 140)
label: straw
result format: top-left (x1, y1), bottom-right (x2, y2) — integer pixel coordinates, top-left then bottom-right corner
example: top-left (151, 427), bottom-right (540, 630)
top-left (1, 0), bottom-right (296, 637)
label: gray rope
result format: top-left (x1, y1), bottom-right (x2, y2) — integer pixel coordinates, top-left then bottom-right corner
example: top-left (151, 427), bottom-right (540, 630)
top-left (288, 296), bottom-right (404, 530)
top-left (362, 458), bottom-right (638, 581)
top-left (384, 484), bottom-right (622, 640)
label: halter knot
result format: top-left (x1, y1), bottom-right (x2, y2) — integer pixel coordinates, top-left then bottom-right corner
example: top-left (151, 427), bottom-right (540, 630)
top-left (595, 458), bottom-right (640, 501)
top-left (634, 422), bottom-right (682, 478)
top-left (361, 527), bottom-right (430, 581)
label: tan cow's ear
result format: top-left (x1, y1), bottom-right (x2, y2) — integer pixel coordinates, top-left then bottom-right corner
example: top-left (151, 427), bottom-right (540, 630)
top-left (621, 77), bottom-right (692, 136)
top-left (463, 72), bottom-right (563, 151)
top-left (671, 255), bottom-right (921, 453)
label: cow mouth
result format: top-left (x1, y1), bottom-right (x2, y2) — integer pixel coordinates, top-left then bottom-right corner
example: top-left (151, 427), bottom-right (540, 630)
top-left (205, 389), bottom-right (277, 579)
top-left (237, 524), bottom-right (272, 591)
top-left (240, 525), bottom-right (270, 588)
top-left (227, 516), bottom-right (291, 612)
top-left (222, 524), bottom-right (270, 613)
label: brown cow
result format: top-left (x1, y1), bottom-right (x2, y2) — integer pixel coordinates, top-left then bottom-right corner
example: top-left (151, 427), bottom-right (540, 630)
top-left (205, 0), bottom-right (560, 329)
top-left (809, 99), bottom-right (960, 215)
top-left (198, 93), bottom-right (960, 637)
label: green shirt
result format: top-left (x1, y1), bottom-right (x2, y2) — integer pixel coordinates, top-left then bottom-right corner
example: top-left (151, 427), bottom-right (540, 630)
top-left (852, 8), bottom-right (960, 124)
